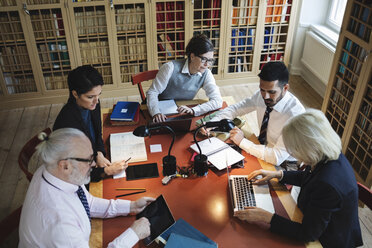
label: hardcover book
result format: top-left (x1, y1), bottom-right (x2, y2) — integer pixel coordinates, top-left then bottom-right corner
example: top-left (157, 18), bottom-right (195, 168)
top-left (110, 101), bottom-right (139, 121)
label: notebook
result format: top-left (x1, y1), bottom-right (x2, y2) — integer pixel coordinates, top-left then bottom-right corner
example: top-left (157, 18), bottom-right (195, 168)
top-left (110, 101), bottom-right (139, 121)
top-left (227, 165), bottom-right (275, 214)
top-left (159, 99), bottom-right (178, 116)
top-left (148, 115), bottom-right (193, 134)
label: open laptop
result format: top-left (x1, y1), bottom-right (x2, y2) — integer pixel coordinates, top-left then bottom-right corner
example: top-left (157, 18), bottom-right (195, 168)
top-left (227, 164), bottom-right (275, 214)
top-left (147, 115), bottom-right (193, 134)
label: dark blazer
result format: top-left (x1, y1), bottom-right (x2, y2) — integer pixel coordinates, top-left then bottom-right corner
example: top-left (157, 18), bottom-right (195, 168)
top-left (53, 98), bottom-right (105, 182)
top-left (270, 154), bottom-right (363, 248)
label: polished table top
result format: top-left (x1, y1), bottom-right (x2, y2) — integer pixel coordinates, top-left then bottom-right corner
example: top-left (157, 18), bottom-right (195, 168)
top-left (89, 98), bottom-right (318, 248)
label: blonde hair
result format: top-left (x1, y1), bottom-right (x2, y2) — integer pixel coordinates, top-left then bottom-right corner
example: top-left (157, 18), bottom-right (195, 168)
top-left (282, 109), bottom-right (342, 166)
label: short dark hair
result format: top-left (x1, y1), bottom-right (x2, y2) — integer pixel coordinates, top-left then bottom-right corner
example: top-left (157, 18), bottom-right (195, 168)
top-left (185, 33), bottom-right (214, 58)
top-left (258, 61), bottom-right (289, 88)
top-left (67, 65), bottom-right (103, 99)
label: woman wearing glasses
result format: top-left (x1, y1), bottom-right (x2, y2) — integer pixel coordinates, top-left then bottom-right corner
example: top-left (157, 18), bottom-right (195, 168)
top-left (53, 65), bottom-right (127, 183)
top-left (146, 33), bottom-right (223, 123)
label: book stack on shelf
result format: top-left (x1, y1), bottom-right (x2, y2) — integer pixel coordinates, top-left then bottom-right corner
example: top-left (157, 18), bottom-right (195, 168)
top-left (110, 101), bottom-right (140, 126)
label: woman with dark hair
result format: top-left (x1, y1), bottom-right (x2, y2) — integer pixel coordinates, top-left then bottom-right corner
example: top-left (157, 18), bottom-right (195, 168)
top-left (53, 65), bottom-right (126, 182)
top-left (146, 33), bottom-right (223, 123)
top-left (234, 109), bottom-right (363, 248)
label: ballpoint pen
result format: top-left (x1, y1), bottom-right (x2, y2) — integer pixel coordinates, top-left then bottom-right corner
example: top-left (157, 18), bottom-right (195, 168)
top-left (116, 190), bottom-right (146, 198)
top-left (116, 188), bottom-right (146, 190)
top-left (125, 157), bottom-right (132, 163)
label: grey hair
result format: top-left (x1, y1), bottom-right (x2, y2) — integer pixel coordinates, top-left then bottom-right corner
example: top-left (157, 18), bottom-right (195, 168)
top-left (36, 128), bottom-right (87, 170)
top-left (282, 109), bottom-right (342, 166)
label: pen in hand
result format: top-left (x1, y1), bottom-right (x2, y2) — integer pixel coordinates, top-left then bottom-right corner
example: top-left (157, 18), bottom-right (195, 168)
top-left (203, 121), bottom-right (211, 143)
top-left (125, 157), bottom-right (132, 163)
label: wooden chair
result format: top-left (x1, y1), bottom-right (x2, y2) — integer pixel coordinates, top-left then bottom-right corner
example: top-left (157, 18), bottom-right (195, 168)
top-left (0, 206), bottom-right (22, 244)
top-left (358, 182), bottom-right (372, 209)
top-left (131, 69), bottom-right (158, 103)
top-left (18, 127), bottom-right (51, 182)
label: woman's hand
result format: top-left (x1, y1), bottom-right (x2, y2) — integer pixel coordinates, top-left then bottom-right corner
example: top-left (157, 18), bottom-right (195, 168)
top-left (130, 197), bottom-right (156, 214)
top-left (234, 207), bottom-right (273, 224)
top-left (104, 160), bottom-right (128, 176)
top-left (247, 169), bottom-right (282, 185)
top-left (153, 113), bottom-right (167, 123)
top-left (177, 105), bottom-right (194, 115)
top-left (96, 151), bottom-right (111, 168)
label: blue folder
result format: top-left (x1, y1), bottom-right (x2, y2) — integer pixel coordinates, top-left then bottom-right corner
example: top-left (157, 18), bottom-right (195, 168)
top-left (110, 101), bottom-right (139, 121)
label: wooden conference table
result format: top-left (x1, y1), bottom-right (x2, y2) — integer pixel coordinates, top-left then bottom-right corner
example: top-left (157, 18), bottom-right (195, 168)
top-left (89, 98), bottom-right (319, 248)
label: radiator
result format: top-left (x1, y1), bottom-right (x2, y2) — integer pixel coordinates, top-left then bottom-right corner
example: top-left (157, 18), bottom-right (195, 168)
top-left (301, 30), bottom-right (335, 84)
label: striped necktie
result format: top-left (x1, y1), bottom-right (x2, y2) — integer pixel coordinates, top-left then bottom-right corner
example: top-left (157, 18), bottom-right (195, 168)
top-left (76, 186), bottom-right (91, 220)
top-left (258, 106), bottom-right (273, 145)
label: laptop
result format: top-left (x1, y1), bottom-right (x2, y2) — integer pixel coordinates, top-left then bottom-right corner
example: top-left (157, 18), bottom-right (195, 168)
top-left (147, 115), bottom-right (193, 134)
top-left (227, 164), bottom-right (275, 214)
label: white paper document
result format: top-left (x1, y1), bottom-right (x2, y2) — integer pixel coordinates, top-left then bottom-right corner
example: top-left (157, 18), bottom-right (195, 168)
top-left (150, 144), bottom-right (162, 153)
top-left (190, 137), bottom-right (245, 170)
top-left (158, 99), bottom-right (178, 115)
top-left (110, 132), bottom-right (147, 179)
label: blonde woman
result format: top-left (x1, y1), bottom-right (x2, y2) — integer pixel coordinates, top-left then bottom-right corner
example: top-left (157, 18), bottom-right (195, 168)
top-left (234, 109), bottom-right (362, 248)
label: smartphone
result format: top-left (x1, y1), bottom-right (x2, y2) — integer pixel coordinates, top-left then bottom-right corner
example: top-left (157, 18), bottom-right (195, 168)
top-left (126, 163), bottom-right (159, 181)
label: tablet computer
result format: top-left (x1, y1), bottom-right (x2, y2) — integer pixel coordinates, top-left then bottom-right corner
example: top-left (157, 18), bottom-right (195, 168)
top-left (136, 195), bottom-right (175, 246)
top-left (126, 163), bottom-right (159, 181)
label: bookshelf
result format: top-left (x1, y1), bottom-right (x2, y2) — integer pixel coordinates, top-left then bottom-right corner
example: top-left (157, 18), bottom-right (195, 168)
top-left (322, 0), bottom-right (372, 187)
top-left (0, 0), bottom-right (299, 108)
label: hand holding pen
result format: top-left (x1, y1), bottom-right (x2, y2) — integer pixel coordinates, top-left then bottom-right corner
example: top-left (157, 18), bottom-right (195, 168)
top-left (104, 158), bottom-right (130, 176)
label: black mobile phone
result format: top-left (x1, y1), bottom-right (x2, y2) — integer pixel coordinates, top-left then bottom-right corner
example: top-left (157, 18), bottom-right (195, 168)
top-left (126, 163), bottom-right (159, 181)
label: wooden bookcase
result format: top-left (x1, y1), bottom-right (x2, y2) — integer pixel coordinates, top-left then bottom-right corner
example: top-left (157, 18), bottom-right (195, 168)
top-left (0, 0), bottom-right (299, 108)
top-left (322, 0), bottom-right (372, 187)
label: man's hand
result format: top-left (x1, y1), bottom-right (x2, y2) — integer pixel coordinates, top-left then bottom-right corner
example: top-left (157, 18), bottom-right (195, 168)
top-left (247, 169), bottom-right (282, 185)
top-left (177, 105), bottom-right (194, 115)
top-left (130, 197), bottom-right (156, 214)
top-left (130, 217), bottom-right (151, 240)
top-left (234, 207), bottom-right (273, 224)
top-left (229, 127), bottom-right (244, 145)
top-left (153, 113), bottom-right (167, 123)
top-left (96, 152), bottom-right (111, 168)
top-left (104, 160), bottom-right (128, 176)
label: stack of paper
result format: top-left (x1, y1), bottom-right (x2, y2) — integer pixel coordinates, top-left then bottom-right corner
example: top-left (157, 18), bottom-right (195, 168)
top-left (110, 132), bottom-right (147, 178)
top-left (190, 137), bottom-right (245, 170)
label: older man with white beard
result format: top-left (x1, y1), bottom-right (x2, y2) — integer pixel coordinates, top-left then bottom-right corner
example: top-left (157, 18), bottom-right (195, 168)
top-left (19, 128), bottom-right (154, 248)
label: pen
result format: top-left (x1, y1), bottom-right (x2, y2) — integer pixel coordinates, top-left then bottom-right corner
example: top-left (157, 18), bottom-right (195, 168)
top-left (116, 190), bottom-right (146, 198)
top-left (125, 157), bottom-right (131, 163)
top-left (116, 188), bottom-right (146, 190)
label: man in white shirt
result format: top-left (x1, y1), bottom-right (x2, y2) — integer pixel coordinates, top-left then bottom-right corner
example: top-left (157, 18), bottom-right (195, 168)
top-left (209, 62), bottom-right (305, 166)
top-left (19, 128), bottom-right (154, 248)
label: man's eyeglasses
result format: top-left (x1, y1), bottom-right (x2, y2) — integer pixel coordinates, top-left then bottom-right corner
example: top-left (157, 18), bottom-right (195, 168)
top-left (61, 154), bottom-right (95, 166)
top-left (196, 55), bottom-right (215, 66)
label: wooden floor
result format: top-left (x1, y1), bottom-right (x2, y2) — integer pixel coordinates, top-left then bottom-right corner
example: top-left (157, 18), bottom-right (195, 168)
top-left (0, 75), bottom-right (370, 247)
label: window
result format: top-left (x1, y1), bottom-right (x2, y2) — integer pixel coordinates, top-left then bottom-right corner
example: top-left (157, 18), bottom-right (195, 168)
top-left (327, 0), bottom-right (347, 31)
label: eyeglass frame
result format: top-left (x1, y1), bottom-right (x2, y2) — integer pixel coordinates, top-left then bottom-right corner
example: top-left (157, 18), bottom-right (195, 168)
top-left (60, 154), bottom-right (95, 166)
top-left (196, 55), bottom-right (215, 66)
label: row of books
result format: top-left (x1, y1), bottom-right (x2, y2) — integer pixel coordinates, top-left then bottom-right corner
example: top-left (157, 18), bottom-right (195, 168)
top-left (44, 74), bottom-right (68, 90)
top-left (38, 41), bottom-right (70, 69)
top-left (79, 41), bottom-right (110, 64)
top-left (356, 101), bottom-right (372, 137)
top-left (0, 46), bottom-right (32, 72)
top-left (2, 73), bottom-right (37, 94)
top-left (0, 0), bottom-right (16, 6)
top-left (74, 10), bottom-right (106, 36)
top-left (120, 63), bottom-right (144, 83)
top-left (204, 0), bottom-right (221, 26)
top-left (228, 55), bottom-right (252, 73)
top-left (118, 36), bottom-right (146, 62)
top-left (157, 32), bottom-right (185, 57)
top-left (265, 0), bottom-right (292, 23)
top-left (231, 28), bottom-right (255, 52)
top-left (260, 52), bottom-right (284, 69)
top-left (115, 6), bottom-right (145, 32)
top-left (0, 15), bottom-right (24, 41)
top-left (156, 2), bottom-right (184, 30)
top-left (31, 12), bottom-right (65, 39)
top-left (348, 3), bottom-right (370, 42)
top-left (232, 0), bottom-right (258, 25)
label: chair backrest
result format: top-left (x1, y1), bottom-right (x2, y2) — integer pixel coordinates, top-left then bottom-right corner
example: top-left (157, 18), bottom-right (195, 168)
top-left (131, 69), bottom-right (159, 103)
top-left (18, 127), bottom-right (51, 182)
top-left (358, 182), bottom-right (372, 209)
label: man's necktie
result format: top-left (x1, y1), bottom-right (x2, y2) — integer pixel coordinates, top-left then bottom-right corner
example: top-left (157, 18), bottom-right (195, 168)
top-left (258, 106), bottom-right (273, 145)
top-left (76, 186), bottom-right (91, 220)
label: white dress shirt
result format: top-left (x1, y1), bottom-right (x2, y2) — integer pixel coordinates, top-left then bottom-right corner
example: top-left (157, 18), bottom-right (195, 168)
top-left (19, 165), bottom-right (138, 248)
top-left (146, 60), bottom-right (222, 117)
top-left (211, 90), bottom-right (305, 166)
